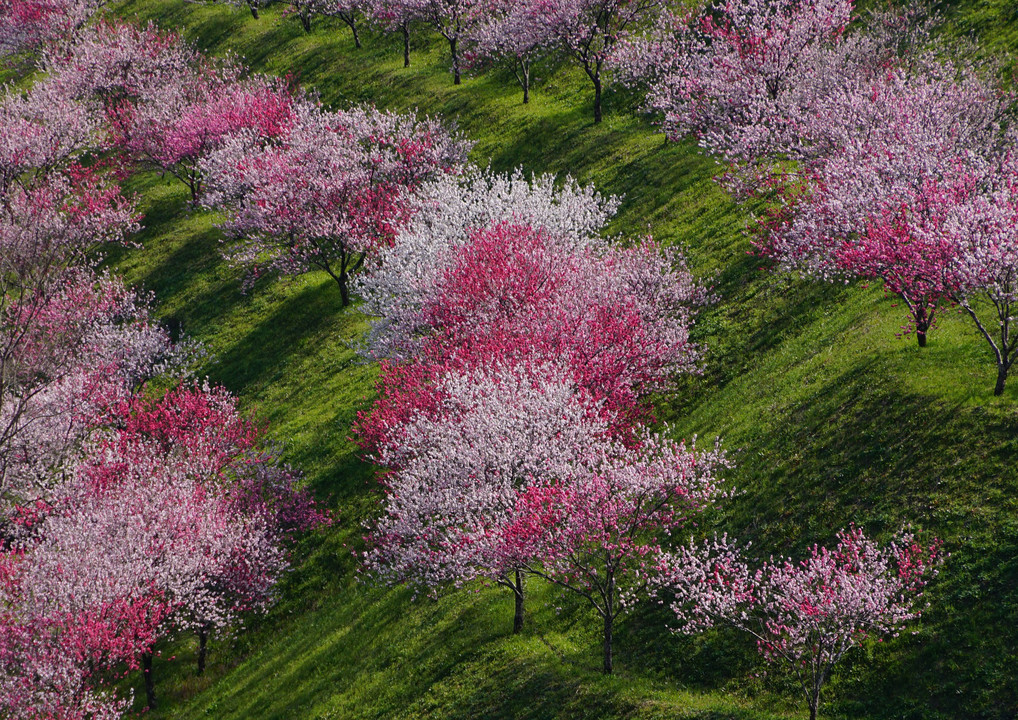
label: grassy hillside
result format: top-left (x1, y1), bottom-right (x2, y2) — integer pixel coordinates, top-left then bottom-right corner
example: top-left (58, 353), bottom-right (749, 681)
top-left (102, 4), bottom-right (1018, 718)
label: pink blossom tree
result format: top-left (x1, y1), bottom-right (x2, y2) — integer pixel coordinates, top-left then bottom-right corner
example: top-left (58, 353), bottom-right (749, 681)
top-left (25, 380), bottom-right (328, 708)
top-left (0, 271), bottom-right (182, 519)
top-left (528, 0), bottom-right (665, 122)
top-left (397, 0), bottom-right (491, 84)
top-left (934, 149), bottom-right (1018, 395)
top-left (611, 0), bottom-right (857, 162)
top-left (0, 554), bottom-right (169, 719)
top-left (0, 170), bottom-right (146, 516)
top-left (464, 0), bottom-right (552, 103)
top-left (0, 0), bottom-right (106, 58)
top-left (658, 527), bottom-right (942, 720)
top-left (366, 0), bottom-right (424, 67)
top-left (758, 65), bottom-right (1004, 346)
top-left (112, 63), bottom-right (296, 205)
top-left (43, 21), bottom-right (199, 113)
top-left (362, 358), bottom-right (610, 633)
top-left (506, 430), bottom-right (727, 674)
top-left (0, 80), bottom-right (98, 192)
top-left (202, 101), bottom-right (469, 306)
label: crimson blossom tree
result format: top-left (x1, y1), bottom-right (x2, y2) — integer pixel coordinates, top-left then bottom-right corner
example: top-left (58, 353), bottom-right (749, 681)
top-left (418, 222), bottom-right (708, 424)
top-left (529, 0), bottom-right (664, 122)
top-left (358, 218), bottom-right (708, 430)
top-left (354, 168), bottom-right (619, 361)
top-left (658, 527), bottom-right (942, 720)
top-left (507, 430), bottom-right (727, 674)
top-left (202, 100), bottom-right (469, 306)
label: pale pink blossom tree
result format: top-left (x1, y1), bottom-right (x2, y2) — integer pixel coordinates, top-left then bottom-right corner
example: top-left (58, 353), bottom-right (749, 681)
top-left (366, 0), bottom-right (424, 67)
top-left (529, 0), bottom-right (665, 122)
top-left (464, 0), bottom-right (552, 103)
top-left (202, 101), bottom-right (469, 306)
top-left (43, 21), bottom-right (199, 113)
top-left (611, 0), bottom-right (856, 162)
top-left (362, 358), bottom-right (610, 633)
top-left (658, 527), bottom-right (943, 720)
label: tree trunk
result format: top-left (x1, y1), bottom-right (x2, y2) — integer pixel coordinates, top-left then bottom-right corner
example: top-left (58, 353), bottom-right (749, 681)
top-left (349, 19), bottom-right (361, 48)
top-left (592, 73), bottom-right (603, 123)
top-left (450, 37), bottom-right (461, 85)
top-left (402, 27), bottom-right (410, 67)
top-left (916, 328), bottom-right (927, 347)
top-left (522, 66), bottom-right (530, 104)
top-left (995, 363), bottom-right (1008, 396)
top-left (338, 271), bottom-right (350, 307)
top-left (602, 611), bottom-right (613, 674)
top-left (300, 10), bottom-right (311, 32)
top-left (248, 0), bottom-right (258, 19)
top-left (142, 652), bottom-right (156, 709)
top-left (197, 627), bottom-right (209, 675)
top-left (512, 568), bottom-right (525, 634)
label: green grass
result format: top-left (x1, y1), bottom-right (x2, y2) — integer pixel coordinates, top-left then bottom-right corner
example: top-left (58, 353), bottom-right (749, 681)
top-left (99, 4), bottom-right (1018, 719)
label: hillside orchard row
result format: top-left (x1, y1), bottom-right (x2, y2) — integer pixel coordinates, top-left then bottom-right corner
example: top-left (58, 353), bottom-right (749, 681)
top-left (3, 0), bottom-right (1014, 719)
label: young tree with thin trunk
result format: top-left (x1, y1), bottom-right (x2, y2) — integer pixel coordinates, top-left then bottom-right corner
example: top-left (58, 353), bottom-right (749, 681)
top-left (659, 527), bottom-right (942, 720)
top-left (327, 0), bottom-right (366, 47)
top-left (508, 430), bottom-right (727, 674)
top-left (465, 0), bottom-right (552, 104)
top-left (366, 0), bottom-right (424, 67)
top-left (529, 0), bottom-right (664, 122)
top-left (398, 0), bottom-right (491, 84)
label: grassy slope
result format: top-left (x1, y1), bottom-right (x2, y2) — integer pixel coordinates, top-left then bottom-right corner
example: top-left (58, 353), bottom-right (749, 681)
top-left (102, 4), bottom-right (1018, 718)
